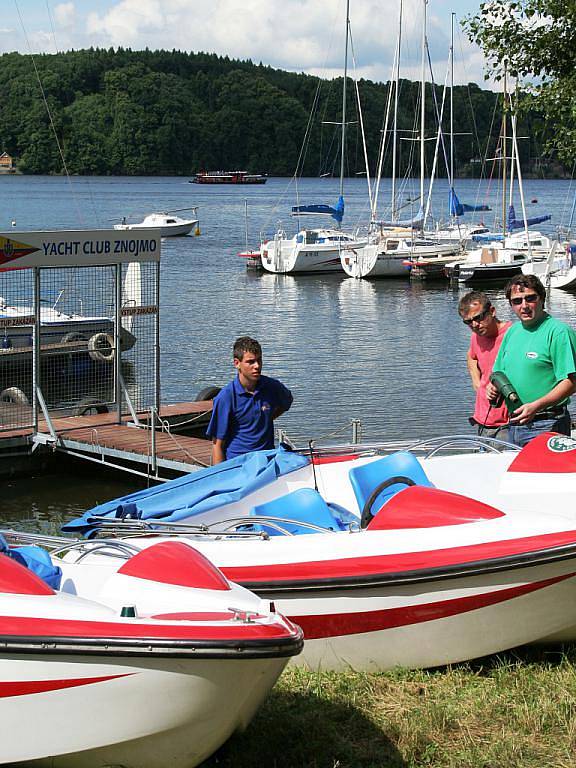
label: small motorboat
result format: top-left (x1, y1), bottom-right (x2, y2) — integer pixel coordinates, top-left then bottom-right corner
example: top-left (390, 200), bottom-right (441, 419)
top-left (0, 537), bottom-right (302, 768)
top-left (114, 210), bottom-right (199, 238)
top-left (447, 231), bottom-right (555, 285)
top-left (0, 296), bottom-right (136, 367)
top-left (61, 435), bottom-right (576, 671)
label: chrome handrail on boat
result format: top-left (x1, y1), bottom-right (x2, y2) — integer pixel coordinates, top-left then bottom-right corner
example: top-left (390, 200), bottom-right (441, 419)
top-left (298, 434), bottom-right (520, 459)
top-left (217, 515), bottom-right (351, 536)
top-left (1, 529), bottom-right (142, 561)
top-left (88, 518), bottom-right (272, 540)
top-left (78, 512), bottom-right (353, 540)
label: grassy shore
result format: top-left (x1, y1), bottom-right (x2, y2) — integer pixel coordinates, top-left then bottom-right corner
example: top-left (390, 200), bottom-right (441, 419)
top-left (203, 645), bottom-right (576, 768)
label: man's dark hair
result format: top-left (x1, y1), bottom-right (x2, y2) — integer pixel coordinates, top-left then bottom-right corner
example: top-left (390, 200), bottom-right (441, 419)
top-left (458, 290), bottom-right (491, 317)
top-left (504, 274), bottom-right (546, 305)
top-left (233, 336), bottom-right (262, 361)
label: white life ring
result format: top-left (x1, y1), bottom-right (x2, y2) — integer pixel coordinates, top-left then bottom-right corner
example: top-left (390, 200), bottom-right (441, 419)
top-left (88, 332), bottom-right (115, 363)
top-left (0, 386), bottom-right (29, 406)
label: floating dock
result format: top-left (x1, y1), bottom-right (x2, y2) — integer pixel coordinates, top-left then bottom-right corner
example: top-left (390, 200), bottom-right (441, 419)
top-left (0, 400), bottom-right (213, 480)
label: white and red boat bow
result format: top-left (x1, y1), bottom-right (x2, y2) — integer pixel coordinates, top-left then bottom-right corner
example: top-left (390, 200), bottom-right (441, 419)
top-left (0, 541), bottom-right (302, 768)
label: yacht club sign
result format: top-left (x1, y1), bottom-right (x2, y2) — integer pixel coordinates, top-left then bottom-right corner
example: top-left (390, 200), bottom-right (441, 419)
top-left (0, 229), bottom-right (161, 268)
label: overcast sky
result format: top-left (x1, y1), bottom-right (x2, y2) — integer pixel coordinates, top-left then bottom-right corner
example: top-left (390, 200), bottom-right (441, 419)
top-left (1, 0), bottom-right (492, 87)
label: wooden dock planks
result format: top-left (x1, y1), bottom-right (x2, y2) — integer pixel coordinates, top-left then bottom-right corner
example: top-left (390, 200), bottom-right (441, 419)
top-left (0, 400), bottom-right (214, 472)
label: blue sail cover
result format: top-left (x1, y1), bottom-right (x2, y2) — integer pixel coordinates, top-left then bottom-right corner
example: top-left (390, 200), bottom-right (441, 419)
top-left (508, 204), bottom-right (551, 231)
top-left (292, 195), bottom-right (345, 224)
top-left (449, 188), bottom-right (491, 217)
top-left (62, 447), bottom-right (310, 537)
top-left (377, 206), bottom-right (425, 229)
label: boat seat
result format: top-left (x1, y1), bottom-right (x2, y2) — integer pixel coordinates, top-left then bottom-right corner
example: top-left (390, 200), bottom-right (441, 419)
top-left (248, 488), bottom-right (351, 536)
top-left (348, 451), bottom-right (433, 528)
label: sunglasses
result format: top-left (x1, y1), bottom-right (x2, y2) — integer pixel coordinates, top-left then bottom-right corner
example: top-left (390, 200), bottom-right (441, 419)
top-left (510, 293), bottom-right (539, 306)
top-left (463, 306), bottom-right (491, 326)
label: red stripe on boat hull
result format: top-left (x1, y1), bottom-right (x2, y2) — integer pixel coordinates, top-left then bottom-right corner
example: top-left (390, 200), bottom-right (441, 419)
top-left (291, 573), bottom-right (574, 639)
top-left (0, 674), bottom-right (132, 698)
top-left (0, 616), bottom-right (291, 641)
top-left (223, 530), bottom-right (576, 584)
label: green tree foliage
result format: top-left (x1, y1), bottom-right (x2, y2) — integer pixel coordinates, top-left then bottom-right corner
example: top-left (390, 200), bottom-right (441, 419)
top-left (0, 47), bottom-right (554, 176)
top-left (464, 1), bottom-right (576, 166)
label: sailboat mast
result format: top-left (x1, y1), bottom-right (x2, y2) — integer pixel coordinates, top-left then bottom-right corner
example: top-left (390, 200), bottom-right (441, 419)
top-left (449, 12), bottom-right (454, 190)
top-left (420, 0), bottom-right (427, 209)
top-left (340, 0), bottom-right (350, 199)
top-left (502, 65), bottom-right (508, 239)
top-left (391, 0), bottom-right (403, 221)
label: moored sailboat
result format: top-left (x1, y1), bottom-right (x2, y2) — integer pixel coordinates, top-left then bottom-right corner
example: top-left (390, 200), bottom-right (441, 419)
top-left (260, 0), bottom-right (365, 275)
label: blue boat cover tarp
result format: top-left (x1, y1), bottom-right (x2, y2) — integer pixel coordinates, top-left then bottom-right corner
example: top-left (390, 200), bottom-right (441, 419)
top-left (449, 188), bottom-right (491, 217)
top-left (292, 195), bottom-right (345, 224)
top-left (472, 232), bottom-right (505, 243)
top-left (62, 447), bottom-right (310, 537)
top-left (0, 535), bottom-right (62, 590)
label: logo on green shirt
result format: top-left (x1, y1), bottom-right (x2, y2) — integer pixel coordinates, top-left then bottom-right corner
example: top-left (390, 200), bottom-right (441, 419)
top-left (547, 435), bottom-right (576, 453)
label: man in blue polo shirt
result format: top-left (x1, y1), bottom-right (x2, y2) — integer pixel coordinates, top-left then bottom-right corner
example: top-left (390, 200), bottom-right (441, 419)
top-left (207, 336), bottom-right (293, 464)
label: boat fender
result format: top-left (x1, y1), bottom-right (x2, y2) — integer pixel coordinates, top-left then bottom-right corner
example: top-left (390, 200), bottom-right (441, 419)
top-left (360, 475), bottom-right (416, 529)
top-left (73, 398), bottom-right (110, 417)
top-left (195, 385), bottom-right (221, 402)
top-left (61, 331), bottom-right (87, 344)
top-left (88, 332), bottom-right (115, 362)
top-left (0, 386), bottom-right (29, 406)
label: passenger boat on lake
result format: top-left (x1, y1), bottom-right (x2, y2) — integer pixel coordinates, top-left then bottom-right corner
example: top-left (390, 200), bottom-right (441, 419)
top-left (190, 170), bottom-right (267, 185)
top-left (61, 434), bottom-right (576, 671)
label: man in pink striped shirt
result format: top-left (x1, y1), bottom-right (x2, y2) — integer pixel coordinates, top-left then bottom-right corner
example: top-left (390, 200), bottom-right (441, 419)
top-left (459, 291), bottom-right (512, 440)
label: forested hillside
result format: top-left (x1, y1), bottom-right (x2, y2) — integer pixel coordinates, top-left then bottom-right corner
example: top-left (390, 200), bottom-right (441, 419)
top-left (0, 48), bottom-right (558, 177)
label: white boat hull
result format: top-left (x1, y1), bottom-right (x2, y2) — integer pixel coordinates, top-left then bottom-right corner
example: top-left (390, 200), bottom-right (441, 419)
top-left (0, 655), bottom-right (284, 767)
top-left (114, 213), bottom-right (198, 238)
top-left (275, 562), bottom-right (576, 670)
top-left (260, 229), bottom-right (365, 274)
top-left (341, 241), bottom-right (460, 279)
top-left (522, 258), bottom-right (576, 291)
top-left (0, 540), bottom-right (302, 766)
top-left (340, 244), bottom-right (408, 278)
top-left (261, 242), bottom-right (344, 273)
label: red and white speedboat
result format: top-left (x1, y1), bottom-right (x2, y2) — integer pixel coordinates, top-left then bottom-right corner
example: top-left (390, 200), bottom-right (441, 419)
top-left (57, 434), bottom-right (576, 672)
top-left (0, 539), bottom-right (302, 768)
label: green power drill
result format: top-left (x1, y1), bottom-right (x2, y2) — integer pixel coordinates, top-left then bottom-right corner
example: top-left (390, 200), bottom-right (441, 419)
top-left (489, 371), bottom-right (523, 414)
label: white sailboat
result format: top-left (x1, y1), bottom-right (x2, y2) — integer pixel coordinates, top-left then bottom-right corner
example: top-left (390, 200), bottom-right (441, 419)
top-left (448, 80), bottom-right (553, 285)
top-left (523, 240), bottom-right (576, 290)
top-left (260, 0), bottom-right (366, 275)
top-left (340, 0), bottom-right (461, 280)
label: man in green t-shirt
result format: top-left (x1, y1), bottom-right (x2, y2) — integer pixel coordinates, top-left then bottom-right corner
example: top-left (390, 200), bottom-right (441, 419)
top-left (487, 274), bottom-right (576, 447)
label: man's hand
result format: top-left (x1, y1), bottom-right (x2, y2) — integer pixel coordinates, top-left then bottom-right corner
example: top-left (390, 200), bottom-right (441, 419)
top-left (211, 438), bottom-right (226, 465)
top-left (509, 402), bottom-right (542, 425)
top-left (485, 381), bottom-right (500, 404)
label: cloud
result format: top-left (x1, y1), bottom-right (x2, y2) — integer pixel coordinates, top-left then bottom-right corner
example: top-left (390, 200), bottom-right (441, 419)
top-left (54, 3), bottom-right (76, 29)
top-left (3, 0), bottom-right (491, 87)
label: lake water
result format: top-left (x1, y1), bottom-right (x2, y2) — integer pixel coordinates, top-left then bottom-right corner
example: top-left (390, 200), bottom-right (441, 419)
top-left (1, 174), bottom-right (575, 524)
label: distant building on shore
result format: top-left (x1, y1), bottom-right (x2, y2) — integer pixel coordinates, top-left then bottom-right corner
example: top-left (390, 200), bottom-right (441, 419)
top-left (0, 152), bottom-right (15, 174)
